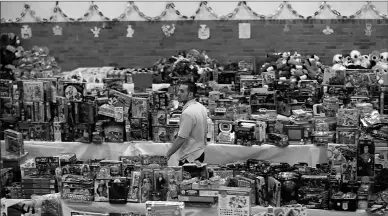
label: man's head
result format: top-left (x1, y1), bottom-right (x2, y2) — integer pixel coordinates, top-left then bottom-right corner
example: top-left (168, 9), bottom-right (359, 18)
top-left (177, 81), bottom-right (197, 103)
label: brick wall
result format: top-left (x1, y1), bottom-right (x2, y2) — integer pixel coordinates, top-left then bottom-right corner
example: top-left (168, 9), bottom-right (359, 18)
top-left (1, 19), bottom-right (387, 72)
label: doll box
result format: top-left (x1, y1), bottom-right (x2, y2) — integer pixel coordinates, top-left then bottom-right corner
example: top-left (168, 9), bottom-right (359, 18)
top-left (218, 186), bottom-right (251, 216)
top-left (4, 129), bottom-right (24, 155)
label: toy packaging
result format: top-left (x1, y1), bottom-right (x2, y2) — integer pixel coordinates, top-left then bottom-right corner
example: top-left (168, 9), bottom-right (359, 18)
top-left (153, 169), bottom-right (168, 201)
top-left (298, 175), bottom-right (329, 209)
top-left (61, 174), bottom-right (94, 202)
top-left (145, 201), bottom-right (185, 216)
top-left (214, 120), bottom-right (235, 144)
top-left (128, 171), bottom-right (141, 203)
top-left (357, 138), bottom-right (375, 181)
top-left (218, 186), bottom-right (251, 216)
top-left (4, 129), bottom-right (24, 155)
top-left (108, 177), bottom-right (128, 204)
top-left (94, 178), bottom-right (109, 202)
top-left (63, 82), bottom-right (85, 102)
top-left (140, 169), bottom-right (154, 203)
top-left (1, 198), bottom-right (7, 216)
top-left (267, 176), bottom-right (281, 207)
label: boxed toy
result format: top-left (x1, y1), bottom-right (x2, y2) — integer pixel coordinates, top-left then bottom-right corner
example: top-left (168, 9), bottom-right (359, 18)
top-left (131, 97), bottom-right (148, 118)
top-left (145, 201), bottom-right (184, 216)
top-left (95, 178), bottom-right (109, 202)
top-left (357, 138), bottom-right (375, 180)
top-left (29, 123), bottom-right (51, 141)
top-left (153, 169), bottom-right (168, 201)
top-left (23, 81), bottom-right (44, 101)
top-left (128, 171), bottom-right (141, 203)
top-left (218, 186), bottom-right (251, 216)
top-left (4, 129), bottom-right (24, 155)
top-left (152, 126), bottom-right (168, 143)
top-left (298, 175), bottom-right (329, 209)
top-left (264, 205), bottom-right (307, 216)
top-left (104, 122), bottom-right (124, 143)
top-left (336, 127), bottom-right (359, 145)
top-left (108, 177), bottom-right (128, 204)
top-left (337, 108), bottom-right (360, 127)
top-left (152, 110), bottom-right (168, 126)
top-left (61, 174), bottom-right (94, 202)
top-left (165, 166), bottom-right (182, 201)
top-left (267, 176), bottom-right (281, 207)
top-left (214, 120), bottom-right (235, 144)
top-left (100, 160), bottom-right (122, 177)
top-left (140, 169), bottom-right (154, 203)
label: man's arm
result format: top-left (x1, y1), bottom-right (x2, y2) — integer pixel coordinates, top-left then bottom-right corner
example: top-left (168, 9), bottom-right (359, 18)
top-left (166, 113), bottom-right (194, 158)
top-left (166, 136), bottom-right (186, 158)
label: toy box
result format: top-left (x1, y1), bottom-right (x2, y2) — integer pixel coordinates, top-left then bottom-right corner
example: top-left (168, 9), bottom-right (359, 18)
top-left (95, 178), bottom-right (109, 202)
top-left (140, 169), bottom-right (154, 203)
top-left (104, 122), bottom-right (124, 143)
top-left (145, 201), bottom-right (184, 216)
top-left (4, 129), bottom-right (24, 155)
top-left (153, 169), bottom-right (168, 201)
top-left (108, 177), bottom-right (129, 204)
top-left (128, 171), bottom-right (141, 203)
top-left (235, 175), bottom-right (256, 205)
top-left (100, 160), bottom-right (122, 177)
top-left (298, 175), bottom-right (329, 209)
top-left (61, 174), bottom-right (94, 202)
top-left (165, 166), bottom-right (183, 201)
top-left (218, 186), bottom-right (251, 216)
top-left (152, 110), bottom-right (168, 126)
top-left (234, 120), bottom-right (264, 146)
top-left (152, 126), bottom-right (168, 143)
top-left (357, 138), bottom-right (375, 181)
top-left (214, 120), bottom-right (235, 144)
top-left (267, 176), bottom-right (281, 207)
top-left (264, 205), bottom-right (307, 216)
top-left (337, 108), bottom-right (360, 127)
top-left (336, 127), bottom-right (359, 145)
top-left (131, 97), bottom-right (148, 118)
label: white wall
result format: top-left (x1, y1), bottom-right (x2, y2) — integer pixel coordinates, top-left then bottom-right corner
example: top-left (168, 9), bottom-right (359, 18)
top-left (1, 1), bottom-right (387, 22)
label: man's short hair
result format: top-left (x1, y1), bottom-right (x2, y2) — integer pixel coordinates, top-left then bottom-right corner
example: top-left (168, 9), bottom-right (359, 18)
top-left (181, 81), bottom-right (197, 96)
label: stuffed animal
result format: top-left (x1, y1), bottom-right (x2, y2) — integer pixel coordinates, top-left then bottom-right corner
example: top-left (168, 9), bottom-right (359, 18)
top-left (332, 54), bottom-right (346, 71)
top-left (380, 52), bottom-right (388, 64)
top-left (347, 50), bottom-right (363, 69)
top-left (372, 63), bottom-right (388, 85)
top-left (360, 55), bottom-right (371, 69)
top-left (370, 50), bottom-right (380, 67)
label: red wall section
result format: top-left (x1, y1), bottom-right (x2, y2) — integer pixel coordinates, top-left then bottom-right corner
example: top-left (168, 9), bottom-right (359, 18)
top-left (1, 20), bottom-right (387, 71)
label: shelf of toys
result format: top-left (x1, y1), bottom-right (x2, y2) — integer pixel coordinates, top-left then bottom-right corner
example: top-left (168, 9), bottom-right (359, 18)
top-left (2, 30), bottom-right (388, 216)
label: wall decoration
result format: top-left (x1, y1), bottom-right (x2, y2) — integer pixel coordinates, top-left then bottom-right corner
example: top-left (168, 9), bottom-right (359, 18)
top-left (238, 23), bottom-right (251, 39)
top-left (91, 27), bottom-right (101, 38)
top-left (126, 25), bottom-right (134, 38)
top-left (323, 25), bottom-right (334, 35)
top-left (21, 25), bottom-right (32, 39)
top-left (283, 24), bottom-right (290, 32)
top-left (365, 23), bottom-right (372, 36)
top-left (161, 24), bottom-right (175, 37)
top-left (1, 1), bottom-right (388, 24)
top-left (198, 24), bottom-right (210, 40)
top-left (53, 25), bottom-right (63, 36)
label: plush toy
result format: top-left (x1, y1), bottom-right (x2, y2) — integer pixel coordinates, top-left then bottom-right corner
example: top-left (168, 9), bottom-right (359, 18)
top-left (347, 50), bottom-right (363, 69)
top-left (380, 52), bottom-right (388, 64)
top-left (370, 50), bottom-right (380, 67)
top-left (332, 54), bottom-right (346, 71)
top-left (360, 55), bottom-right (371, 69)
top-left (372, 63), bottom-right (388, 85)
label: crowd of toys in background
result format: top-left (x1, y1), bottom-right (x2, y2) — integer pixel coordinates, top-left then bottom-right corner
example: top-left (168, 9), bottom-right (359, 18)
top-left (1, 24), bottom-right (388, 216)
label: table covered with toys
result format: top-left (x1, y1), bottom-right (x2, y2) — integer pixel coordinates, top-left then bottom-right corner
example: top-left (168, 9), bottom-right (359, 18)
top-left (1, 40), bottom-right (388, 216)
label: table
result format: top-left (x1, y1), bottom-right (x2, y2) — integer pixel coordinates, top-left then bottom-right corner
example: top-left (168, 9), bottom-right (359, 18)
top-left (5, 198), bottom-right (369, 216)
top-left (1, 141), bottom-right (327, 167)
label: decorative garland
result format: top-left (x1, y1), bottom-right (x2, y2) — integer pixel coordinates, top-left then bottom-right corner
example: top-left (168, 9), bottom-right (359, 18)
top-left (1, 1), bottom-right (387, 23)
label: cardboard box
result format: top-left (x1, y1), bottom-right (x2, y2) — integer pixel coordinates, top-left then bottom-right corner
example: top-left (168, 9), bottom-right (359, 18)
top-left (218, 186), bottom-right (251, 216)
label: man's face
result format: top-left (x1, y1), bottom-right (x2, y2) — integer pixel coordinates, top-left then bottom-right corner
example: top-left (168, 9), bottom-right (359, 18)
top-left (177, 84), bottom-right (191, 103)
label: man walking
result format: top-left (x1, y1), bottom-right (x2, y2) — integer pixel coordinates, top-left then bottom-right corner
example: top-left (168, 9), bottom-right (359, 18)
top-left (166, 81), bottom-right (208, 166)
